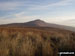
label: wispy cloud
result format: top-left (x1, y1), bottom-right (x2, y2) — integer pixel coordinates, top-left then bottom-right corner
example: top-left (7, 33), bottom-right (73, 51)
top-left (0, 2), bottom-right (20, 10)
top-left (29, 0), bottom-right (74, 10)
top-left (59, 19), bottom-right (75, 27)
top-left (0, 12), bottom-right (41, 24)
top-left (0, 0), bottom-right (74, 11)
top-left (0, 11), bottom-right (75, 24)
top-left (0, 1), bottom-right (32, 10)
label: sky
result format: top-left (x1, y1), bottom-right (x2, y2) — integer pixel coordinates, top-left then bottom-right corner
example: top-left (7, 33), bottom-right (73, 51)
top-left (0, 0), bottom-right (75, 27)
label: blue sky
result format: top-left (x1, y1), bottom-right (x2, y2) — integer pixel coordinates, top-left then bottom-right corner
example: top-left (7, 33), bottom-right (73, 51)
top-left (0, 0), bottom-right (75, 27)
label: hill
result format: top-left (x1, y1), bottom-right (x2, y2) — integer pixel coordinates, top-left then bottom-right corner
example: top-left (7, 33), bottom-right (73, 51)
top-left (0, 19), bottom-right (75, 32)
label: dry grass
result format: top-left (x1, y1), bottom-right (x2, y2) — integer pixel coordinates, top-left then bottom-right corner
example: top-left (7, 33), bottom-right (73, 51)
top-left (0, 27), bottom-right (75, 56)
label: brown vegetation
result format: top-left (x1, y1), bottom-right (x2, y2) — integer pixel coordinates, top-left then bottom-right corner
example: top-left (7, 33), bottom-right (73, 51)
top-left (0, 27), bottom-right (75, 56)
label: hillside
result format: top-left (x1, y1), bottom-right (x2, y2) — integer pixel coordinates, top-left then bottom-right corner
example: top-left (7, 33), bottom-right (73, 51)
top-left (0, 27), bottom-right (75, 56)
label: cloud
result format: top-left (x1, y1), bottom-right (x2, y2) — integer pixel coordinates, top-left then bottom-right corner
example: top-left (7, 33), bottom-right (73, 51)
top-left (14, 12), bottom-right (26, 17)
top-left (59, 19), bottom-right (75, 27)
top-left (0, 12), bottom-right (42, 24)
top-left (0, 11), bottom-right (75, 25)
top-left (0, 2), bottom-right (20, 10)
top-left (0, 1), bottom-right (31, 10)
top-left (0, 0), bottom-right (74, 11)
top-left (29, 0), bottom-right (74, 10)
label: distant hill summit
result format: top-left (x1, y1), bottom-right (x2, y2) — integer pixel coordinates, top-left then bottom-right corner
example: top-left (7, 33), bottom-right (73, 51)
top-left (0, 19), bottom-right (75, 32)
top-left (30, 19), bottom-right (45, 23)
top-left (25, 19), bottom-right (48, 27)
